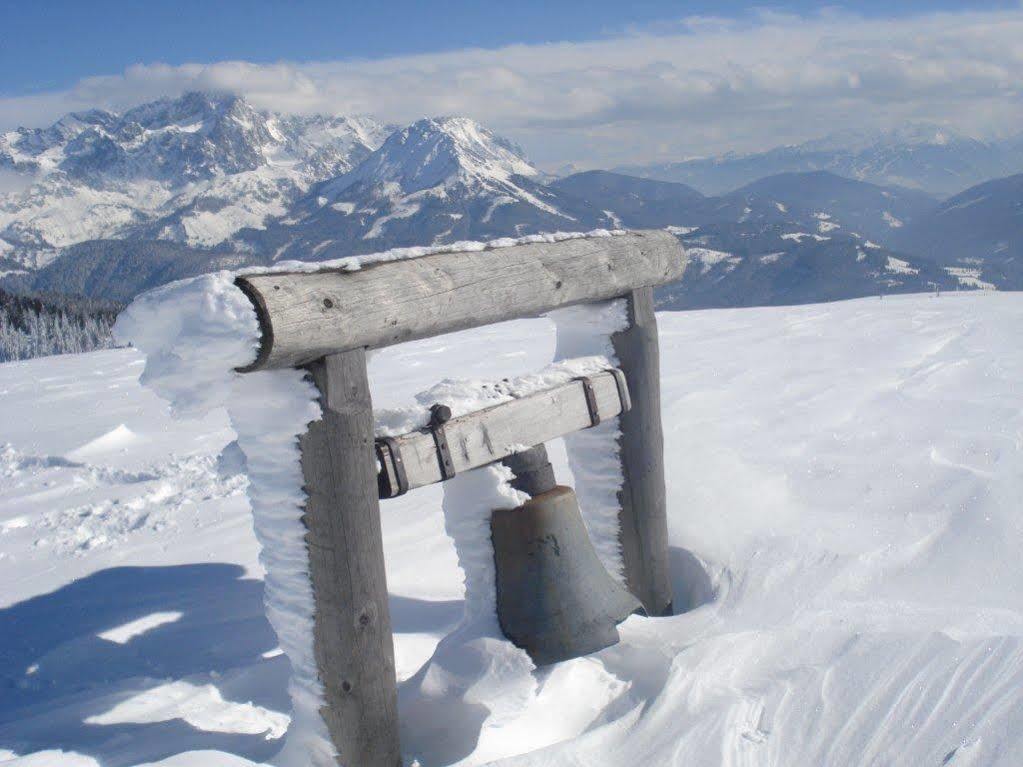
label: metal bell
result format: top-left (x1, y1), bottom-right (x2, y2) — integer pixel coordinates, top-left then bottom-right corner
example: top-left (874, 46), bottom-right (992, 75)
top-left (492, 446), bottom-right (642, 666)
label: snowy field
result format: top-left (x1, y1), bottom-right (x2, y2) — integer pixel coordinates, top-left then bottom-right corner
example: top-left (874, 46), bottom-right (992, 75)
top-left (1, 291), bottom-right (1021, 766)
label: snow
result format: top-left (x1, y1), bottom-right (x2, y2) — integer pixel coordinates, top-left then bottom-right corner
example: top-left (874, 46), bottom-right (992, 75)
top-left (0, 95), bottom-right (390, 264)
top-left (363, 200), bottom-right (423, 239)
top-left (664, 226), bottom-right (697, 236)
top-left (601, 210), bottom-right (623, 229)
top-left (3, 292), bottom-right (1023, 766)
top-left (781, 232), bottom-right (830, 243)
top-left (686, 247), bottom-right (738, 274)
top-left (322, 117), bottom-right (569, 222)
top-left (945, 267), bottom-right (997, 290)
top-left (97, 612), bottom-right (184, 644)
top-left (882, 210), bottom-right (904, 228)
top-left (885, 256), bottom-right (920, 275)
top-left (103, 231), bottom-right (628, 763)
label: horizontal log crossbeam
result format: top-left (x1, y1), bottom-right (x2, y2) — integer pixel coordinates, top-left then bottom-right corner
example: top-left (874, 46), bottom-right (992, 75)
top-left (235, 230), bottom-right (684, 370)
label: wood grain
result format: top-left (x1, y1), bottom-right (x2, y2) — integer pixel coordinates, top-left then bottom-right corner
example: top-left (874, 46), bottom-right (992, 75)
top-left (612, 287), bottom-right (674, 617)
top-left (300, 349), bottom-right (402, 766)
top-left (237, 230), bottom-right (685, 370)
top-left (379, 370), bottom-right (629, 495)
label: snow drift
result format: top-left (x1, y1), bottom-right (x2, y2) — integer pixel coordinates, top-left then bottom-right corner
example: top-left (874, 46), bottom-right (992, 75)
top-left (1, 291), bottom-right (1020, 766)
top-left (108, 230), bottom-right (629, 765)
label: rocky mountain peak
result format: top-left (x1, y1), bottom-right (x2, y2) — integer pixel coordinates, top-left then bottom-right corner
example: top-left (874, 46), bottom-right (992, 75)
top-left (327, 116), bottom-right (537, 198)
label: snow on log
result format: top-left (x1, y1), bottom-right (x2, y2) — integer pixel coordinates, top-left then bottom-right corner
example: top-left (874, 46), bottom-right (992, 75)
top-left (235, 229), bottom-right (685, 370)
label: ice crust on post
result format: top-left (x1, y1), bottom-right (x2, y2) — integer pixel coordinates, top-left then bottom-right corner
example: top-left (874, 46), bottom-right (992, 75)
top-left (549, 300), bottom-right (630, 581)
top-left (113, 271), bottom-right (329, 765)
top-left (111, 230), bottom-right (630, 764)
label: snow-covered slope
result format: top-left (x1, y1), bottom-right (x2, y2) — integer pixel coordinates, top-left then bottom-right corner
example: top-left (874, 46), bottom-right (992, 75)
top-left (258, 117), bottom-right (579, 261)
top-left (2, 292), bottom-right (1021, 766)
top-left (0, 93), bottom-right (390, 266)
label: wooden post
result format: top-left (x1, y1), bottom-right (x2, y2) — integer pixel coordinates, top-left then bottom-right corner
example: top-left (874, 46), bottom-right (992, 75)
top-left (300, 349), bottom-right (402, 767)
top-left (611, 287), bottom-right (673, 617)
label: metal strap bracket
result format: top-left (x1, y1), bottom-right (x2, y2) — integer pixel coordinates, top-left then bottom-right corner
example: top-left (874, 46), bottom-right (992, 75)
top-left (375, 437), bottom-right (409, 498)
top-left (607, 367), bottom-right (632, 414)
top-left (429, 403), bottom-right (456, 481)
top-left (574, 376), bottom-right (601, 427)
top-left (573, 368), bottom-right (631, 428)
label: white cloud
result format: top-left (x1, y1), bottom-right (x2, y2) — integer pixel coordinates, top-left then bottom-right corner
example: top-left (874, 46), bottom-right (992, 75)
top-left (2, 8), bottom-right (1022, 168)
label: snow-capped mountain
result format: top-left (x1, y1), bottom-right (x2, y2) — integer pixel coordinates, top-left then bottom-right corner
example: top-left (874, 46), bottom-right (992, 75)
top-left (2, 103), bottom-right (1012, 309)
top-left (253, 117), bottom-right (583, 261)
top-left (618, 125), bottom-right (1023, 197)
top-left (0, 92), bottom-right (390, 268)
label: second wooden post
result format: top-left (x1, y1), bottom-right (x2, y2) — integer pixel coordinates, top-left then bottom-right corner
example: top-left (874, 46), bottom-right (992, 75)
top-left (611, 287), bottom-right (674, 617)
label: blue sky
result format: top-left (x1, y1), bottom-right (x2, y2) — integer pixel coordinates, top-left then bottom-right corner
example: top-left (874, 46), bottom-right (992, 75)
top-left (2, 0), bottom-right (1017, 97)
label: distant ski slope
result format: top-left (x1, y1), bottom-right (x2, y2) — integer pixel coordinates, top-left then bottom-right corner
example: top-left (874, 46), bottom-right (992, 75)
top-left (1, 292), bottom-right (1021, 766)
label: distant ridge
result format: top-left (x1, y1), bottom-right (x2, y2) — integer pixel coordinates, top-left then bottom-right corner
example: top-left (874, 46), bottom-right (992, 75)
top-left (616, 125), bottom-right (1023, 197)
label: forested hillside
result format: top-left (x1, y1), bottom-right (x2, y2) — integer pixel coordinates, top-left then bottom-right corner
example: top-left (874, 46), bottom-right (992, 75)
top-left (0, 289), bottom-right (121, 362)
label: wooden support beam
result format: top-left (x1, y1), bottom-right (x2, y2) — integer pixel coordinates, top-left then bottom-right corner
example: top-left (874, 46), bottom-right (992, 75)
top-left (377, 369), bottom-right (630, 497)
top-left (236, 230), bottom-right (685, 370)
top-left (300, 349), bottom-right (402, 767)
top-left (611, 287), bottom-right (673, 617)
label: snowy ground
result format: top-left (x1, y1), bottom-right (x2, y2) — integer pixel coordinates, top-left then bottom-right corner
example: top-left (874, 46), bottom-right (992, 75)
top-left (1, 292), bottom-right (1021, 766)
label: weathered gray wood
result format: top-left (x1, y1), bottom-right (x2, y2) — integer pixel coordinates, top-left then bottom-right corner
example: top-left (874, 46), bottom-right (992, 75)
top-left (379, 370), bottom-right (628, 495)
top-left (300, 349), bottom-right (401, 767)
top-left (611, 287), bottom-right (673, 617)
top-left (237, 230), bottom-right (684, 370)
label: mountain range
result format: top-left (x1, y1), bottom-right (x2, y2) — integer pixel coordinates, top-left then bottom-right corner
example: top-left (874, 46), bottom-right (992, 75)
top-left (0, 91), bottom-right (391, 269)
top-left (1, 93), bottom-right (1020, 309)
top-left (618, 125), bottom-right (1023, 198)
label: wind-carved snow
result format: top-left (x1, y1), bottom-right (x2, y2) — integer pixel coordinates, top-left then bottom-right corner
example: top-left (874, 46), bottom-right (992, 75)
top-left (97, 611), bottom-right (183, 644)
top-left (2, 293), bottom-right (1023, 766)
top-left (84, 680), bottom-right (289, 738)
